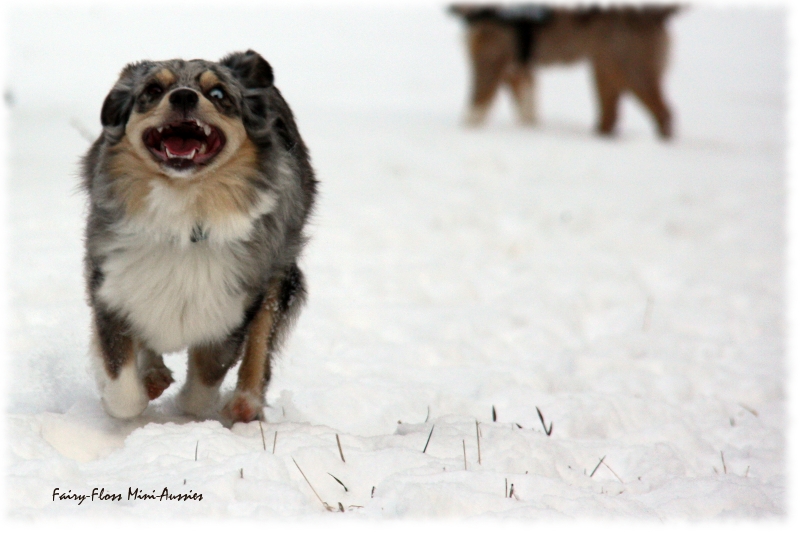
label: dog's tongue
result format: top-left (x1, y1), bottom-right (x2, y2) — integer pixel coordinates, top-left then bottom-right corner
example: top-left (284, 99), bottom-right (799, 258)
top-left (163, 136), bottom-right (202, 157)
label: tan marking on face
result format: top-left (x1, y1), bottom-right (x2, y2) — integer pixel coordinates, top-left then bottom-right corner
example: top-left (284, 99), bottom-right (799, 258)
top-left (107, 131), bottom-right (260, 225)
top-left (199, 70), bottom-right (221, 92)
top-left (105, 71), bottom-right (261, 226)
top-left (122, 90), bottom-right (249, 179)
top-left (155, 68), bottom-right (177, 87)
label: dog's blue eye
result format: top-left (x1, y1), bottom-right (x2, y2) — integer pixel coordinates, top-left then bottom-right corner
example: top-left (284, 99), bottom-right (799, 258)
top-left (209, 88), bottom-right (225, 100)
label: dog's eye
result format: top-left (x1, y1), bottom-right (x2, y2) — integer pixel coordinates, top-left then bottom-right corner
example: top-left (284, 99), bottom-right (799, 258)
top-left (208, 87), bottom-right (225, 100)
top-left (145, 83), bottom-right (163, 97)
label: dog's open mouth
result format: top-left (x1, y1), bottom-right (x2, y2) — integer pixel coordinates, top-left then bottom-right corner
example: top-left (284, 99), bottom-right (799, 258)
top-left (143, 119), bottom-right (226, 171)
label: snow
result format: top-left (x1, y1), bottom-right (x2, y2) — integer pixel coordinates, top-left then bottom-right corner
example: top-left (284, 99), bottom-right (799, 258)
top-left (2, 0), bottom-right (791, 524)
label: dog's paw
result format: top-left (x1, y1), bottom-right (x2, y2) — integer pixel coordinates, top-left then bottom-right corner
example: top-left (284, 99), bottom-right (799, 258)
top-left (101, 363), bottom-right (149, 419)
top-left (143, 365), bottom-right (174, 400)
top-left (222, 391), bottom-right (264, 424)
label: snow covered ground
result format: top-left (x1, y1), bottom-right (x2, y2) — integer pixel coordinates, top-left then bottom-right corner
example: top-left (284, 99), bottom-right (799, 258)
top-left (3, 1), bottom-right (790, 523)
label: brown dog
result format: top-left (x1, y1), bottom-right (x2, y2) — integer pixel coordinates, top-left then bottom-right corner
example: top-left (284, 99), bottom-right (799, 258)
top-left (450, 4), bottom-right (679, 138)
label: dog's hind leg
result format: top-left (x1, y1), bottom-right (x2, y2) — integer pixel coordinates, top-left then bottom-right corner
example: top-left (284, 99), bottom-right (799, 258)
top-left (91, 307), bottom-right (150, 419)
top-left (505, 65), bottom-right (536, 125)
top-left (223, 265), bottom-right (307, 424)
top-left (592, 60), bottom-right (624, 136)
top-left (628, 76), bottom-right (673, 139)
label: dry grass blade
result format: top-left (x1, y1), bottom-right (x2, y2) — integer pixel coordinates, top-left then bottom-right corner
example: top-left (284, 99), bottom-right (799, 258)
top-left (536, 406), bottom-right (553, 436)
top-left (462, 439), bottom-right (467, 470)
top-left (505, 478), bottom-right (508, 498)
top-left (603, 461), bottom-right (624, 483)
top-left (643, 295), bottom-right (654, 331)
top-left (739, 403), bottom-right (758, 417)
top-left (259, 420), bottom-right (266, 451)
top-left (422, 424), bottom-right (435, 453)
top-left (239, 468), bottom-right (244, 479)
top-left (476, 421), bottom-right (482, 465)
top-left (292, 457), bottom-right (335, 511)
top-left (328, 473), bottom-right (349, 492)
top-left (509, 483), bottom-right (515, 499)
top-left (492, 406), bottom-right (497, 422)
top-left (371, 486), bottom-right (376, 498)
top-left (425, 406), bottom-right (430, 423)
top-left (336, 434), bottom-right (346, 463)
top-left (721, 451), bottom-right (727, 474)
top-left (195, 441), bottom-right (199, 461)
top-left (338, 502), bottom-right (345, 513)
top-left (273, 431), bottom-right (278, 454)
top-left (590, 456), bottom-right (606, 477)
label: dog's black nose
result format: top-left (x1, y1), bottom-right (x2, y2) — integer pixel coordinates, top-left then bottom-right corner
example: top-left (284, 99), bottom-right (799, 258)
top-left (169, 88), bottom-right (199, 113)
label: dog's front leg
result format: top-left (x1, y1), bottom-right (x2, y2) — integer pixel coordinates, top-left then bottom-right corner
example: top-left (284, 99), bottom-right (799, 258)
top-left (178, 337), bottom-right (245, 419)
top-left (223, 266), bottom-right (307, 424)
top-left (91, 306), bottom-right (150, 419)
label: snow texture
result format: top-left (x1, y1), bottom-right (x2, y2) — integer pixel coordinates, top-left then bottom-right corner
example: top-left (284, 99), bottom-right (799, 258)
top-left (3, 2), bottom-right (789, 522)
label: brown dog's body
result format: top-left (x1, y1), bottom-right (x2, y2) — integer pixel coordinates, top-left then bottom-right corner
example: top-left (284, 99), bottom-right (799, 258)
top-left (450, 4), bottom-right (679, 138)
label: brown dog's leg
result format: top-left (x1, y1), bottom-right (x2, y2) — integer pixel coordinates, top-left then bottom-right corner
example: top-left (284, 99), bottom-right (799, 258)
top-left (91, 306), bottom-right (150, 419)
top-left (505, 65), bottom-right (536, 125)
top-left (592, 60), bottom-right (624, 136)
top-left (628, 77), bottom-right (673, 139)
top-left (466, 25), bottom-right (514, 125)
top-left (224, 265), bottom-right (307, 424)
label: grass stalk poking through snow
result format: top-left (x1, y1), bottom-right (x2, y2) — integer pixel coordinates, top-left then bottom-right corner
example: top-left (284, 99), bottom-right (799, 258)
top-left (590, 456), bottom-right (606, 477)
top-left (336, 434), bottom-right (346, 463)
top-left (259, 420), bottom-right (266, 451)
top-left (463, 439), bottom-right (467, 470)
top-left (292, 457), bottom-right (335, 512)
top-left (195, 441), bottom-right (198, 461)
top-left (536, 406), bottom-right (553, 436)
top-left (603, 461), bottom-right (624, 483)
top-left (273, 431), bottom-right (278, 454)
top-left (492, 406), bottom-right (497, 422)
top-left (422, 425), bottom-right (435, 453)
top-left (476, 421), bottom-right (482, 465)
top-left (328, 473), bottom-right (348, 492)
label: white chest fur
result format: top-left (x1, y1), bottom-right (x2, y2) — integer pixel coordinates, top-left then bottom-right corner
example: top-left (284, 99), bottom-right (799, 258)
top-left (97, 236), bottom-right (250, 353)
top-left (96, 180), bottom-right (276, 354)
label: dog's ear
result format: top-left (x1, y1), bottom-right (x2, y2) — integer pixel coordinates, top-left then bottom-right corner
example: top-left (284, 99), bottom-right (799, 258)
top-left (100, 87), bottom-right (134, 129)
top-left (100, 62), bottom-right (148, 130)
top-left (220, 50), bottom-right (274, 89)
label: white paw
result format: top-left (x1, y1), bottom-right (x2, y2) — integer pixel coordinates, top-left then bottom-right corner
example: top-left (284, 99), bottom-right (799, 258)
top-left (101, 363), bottom-right (149, 419)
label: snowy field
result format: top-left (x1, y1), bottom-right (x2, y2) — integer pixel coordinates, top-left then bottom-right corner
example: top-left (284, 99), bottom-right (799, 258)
top-left (2, 1), bottom-right (791, 524)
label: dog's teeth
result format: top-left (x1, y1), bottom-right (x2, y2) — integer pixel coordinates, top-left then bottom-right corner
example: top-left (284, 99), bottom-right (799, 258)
top-left (203, 125), bottom-right (211, 136)
top-left (157, 127), bottom-right (163, 133)
top-left (199, 144), bottom-right (207, 155)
